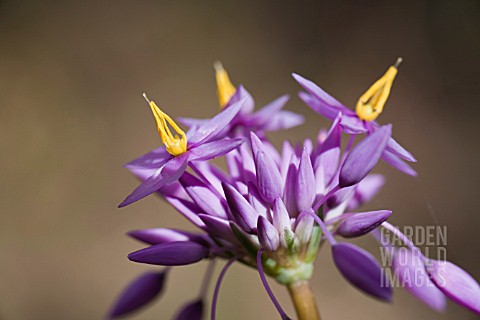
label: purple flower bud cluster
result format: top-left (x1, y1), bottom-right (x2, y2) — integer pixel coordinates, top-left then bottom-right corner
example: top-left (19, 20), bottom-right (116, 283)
top-left (109, 70), bottom-right (480, 319)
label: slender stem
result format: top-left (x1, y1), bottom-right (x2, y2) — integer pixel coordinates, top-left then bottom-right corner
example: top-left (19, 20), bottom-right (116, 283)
top-left (305, 210), bottom-right (337, 245)
top-left (287, 281), bottom-right (320, 320)
top-left (312, 184), bottom-right (340, 211)
top-left (256, 249), bottom-right (291, 320)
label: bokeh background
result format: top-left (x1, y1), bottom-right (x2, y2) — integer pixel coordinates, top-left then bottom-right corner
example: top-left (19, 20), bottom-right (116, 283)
top-left (1, 1), bottom-right (479, 319)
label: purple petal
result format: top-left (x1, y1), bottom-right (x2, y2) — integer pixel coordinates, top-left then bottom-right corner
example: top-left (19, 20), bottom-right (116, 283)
top-left (188, 98), bottom-right (245, 146)
top-left (238, 142), bottom-right (256, 179)
top-left (109, 270), bottom-right (168, 318)
top-left (248, 95), bottom-right (290, 127)
top-left (332, 242), bottom-right (392, 301)
top-left (226, 85), bottom-right (255, 114)
top-left (255, 150), bottom-right (283, 205)
top-left (257, 215), bottom-right (280, 251)
top-left (189, 161), bottom-right (230, 197)
top-left (264, 110), bottom-right (304, 131)
top-left (263, 139), bottom-right (282, 165)
top-left (222, 182), bottom-right (259, 233)
top-left (128, 241), bottom-right (209, 266)
top-left (124, 146), bottom-right (172, 172)
top-left (249, 131), bottom-right (264, 156)
top-left (336, 210), bottom-right (392, 238)
top-left (156, 182), bottom-right (188, 199)
top-left (247, 181), bottom-right (270, 219)
top-left (340, 115), bottom-right (368, 134)
top-left (348, 174), bottom-right (385, 210)
top-left (177, 117), bottom-right (209, 128)
top-left (392, 249), bottom-right (446, 311)
top-left (174, 299), bottom-right (204, 320)
top-left (178, 170), bottom-right (207, 187)
top-left (165, 196), bottom-right (205, 228)
top-left (225, 149), bottom-right (242, 180)
top-left (198, 214), bottom-right (238, 244)
top-left (298, 91), bottom-right (342, 120)
top-left (318, 113), bottom-right (342, 154)
top-left (327, 185), bottom-right (355, 208)
top-left (161, 153), bottom-right (190, 182)
top-left (296, 148), bottom-right (316, 212)
top-left (294, 210), bottom-right (314, 244)
top-left (381, 150), bottom-right (417, 177)
top-left (183, 184), bottom-right (228, 220)
top-left (339, 125), bottom-right (392, 188)
top-left (386, 137), bottom-right (416, 162)
top-left (293, 73), bottom-right (353, 115)
top-left (426, 260), bottom-right (480, 314)
top-left (119, 153), bottom-right (189, 208)
top-left (128, 228), bottom-right (203, 245)
top-left (283, 160), bottom-right (298, 216)
top-left (314, 114), bottom-right (342, 186)
top-left (273, 198), bottom-right (293, 248)
top-left (188, 138), bottom-right (244, 162)
top-left (280, 140), bottom-right (296, 180)
top-left (225, 146), bottom-right (256, 184)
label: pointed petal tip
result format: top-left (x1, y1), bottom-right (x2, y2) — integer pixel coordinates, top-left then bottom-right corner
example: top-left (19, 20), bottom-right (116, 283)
top-left (291, 72), bottom-right (303, 80)
top-left (108, 271), bottom-right (168, 318)
top-left (257, 215), bottom-right (280, 251)
top-left (340, 124), bottom-right (392, 188)
top-left (337, 210), bottom-right (392, 238)
top-left (118, 197), bottom-right (133, 208)
top-left (427, 260), bottom-right (480, 314)
top-left (174, 299), bottom-right (204, 320)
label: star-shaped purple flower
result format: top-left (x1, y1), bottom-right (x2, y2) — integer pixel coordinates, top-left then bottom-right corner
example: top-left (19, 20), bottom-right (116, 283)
top-left (119, 97), bottom-right (246, 207)
top-left (293, 68), bottom-right (417, 177)
top-left (179, 63), bottom-right (304, 138)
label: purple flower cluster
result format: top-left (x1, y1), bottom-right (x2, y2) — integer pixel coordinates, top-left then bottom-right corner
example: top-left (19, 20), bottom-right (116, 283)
top-left (109, 62), bottom-right (480, 319)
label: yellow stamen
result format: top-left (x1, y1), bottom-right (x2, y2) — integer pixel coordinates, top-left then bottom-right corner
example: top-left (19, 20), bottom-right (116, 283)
top-left (356, 57), bottom-right (402, 121)
top-left (143, 93), bottom-right (187, 156)
top-left (214, 61), bottom-right (236, 108)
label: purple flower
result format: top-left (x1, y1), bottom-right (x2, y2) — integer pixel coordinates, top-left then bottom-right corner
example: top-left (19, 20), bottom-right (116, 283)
top-left (179, 63), bottom-right (304, 136)
top-left (293, 59), bottom-right (417, 177)
top-left (119, 95), bottom-right (245, 207)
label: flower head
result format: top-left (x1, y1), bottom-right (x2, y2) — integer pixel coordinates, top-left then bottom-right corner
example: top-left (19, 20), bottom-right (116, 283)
top-left (111, 62), bottom-right (480, 319)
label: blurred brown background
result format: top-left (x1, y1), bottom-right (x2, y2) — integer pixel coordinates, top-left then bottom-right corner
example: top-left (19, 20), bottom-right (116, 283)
top-left (1, 1), bottom-right (479, 319)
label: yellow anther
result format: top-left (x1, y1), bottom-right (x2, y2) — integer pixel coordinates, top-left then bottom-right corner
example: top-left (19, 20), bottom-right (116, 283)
top-left (356, 58), bottom-right (402, 121)
top-left (214, 61), bottom-right (236, 108)
top-left (143, 93), bottom-right (187, 156)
